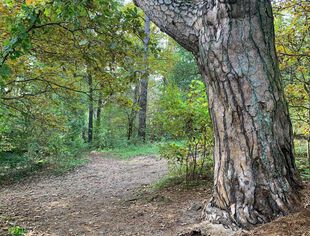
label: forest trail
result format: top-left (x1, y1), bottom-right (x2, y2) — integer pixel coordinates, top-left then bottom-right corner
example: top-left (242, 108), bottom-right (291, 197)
top-left (0, 153), bottom-right (209, 236)
top-left (1, 153), bottom-right (309, 236)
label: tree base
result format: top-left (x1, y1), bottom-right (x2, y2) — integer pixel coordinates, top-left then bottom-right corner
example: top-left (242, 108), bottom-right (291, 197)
top-left (202, 190), bottom-right (302, 230)
top-left (202, 201), bottom-right (240, 231)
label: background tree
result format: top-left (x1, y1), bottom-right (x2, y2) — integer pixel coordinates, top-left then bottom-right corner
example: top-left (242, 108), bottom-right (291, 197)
top-left (0, 0), bottom-right (145, 174)
top-left (137, 15), bottom-right (151, 142)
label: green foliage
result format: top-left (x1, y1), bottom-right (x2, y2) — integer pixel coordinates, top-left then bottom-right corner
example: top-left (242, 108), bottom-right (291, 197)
top-left (0, 0), bottom-right (147, 181)
top-left (274, 0), bottom-right (309, 140)
top-left (101, 143), bottom-right (160, 159)
top-left (156, 80), bottom-right (212, 139)
top-left (273, 0), bottom-right (309, 176)
top-left (0, 151), bottom-right (88, 184)
top-left (296, 158), bottom-right (310, 181)
top-left (295, 140), bottom-right (310, 180)
top-left (50, 152), bottom-right (89, 175)
top-left (8, 226), bottom-right (27, 236)
top-left (167, 45), bottom-right (202, 91)
top-left (0, 0), bottom-right (308, 187)
top-left (152, 173), bottom-right (212, 191)
top-left (157, 80), bottom-right (213, 181)
top-left (0, 135), bottom-right (14, 152)
top-left (93, 104), bottom-right (132, 148)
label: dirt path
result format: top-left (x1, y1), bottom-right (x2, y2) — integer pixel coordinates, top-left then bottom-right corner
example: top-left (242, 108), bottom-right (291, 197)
top-left (1, 153), bottom-right (309, 236)
top-left (0, 153), bottom-right (209, 236)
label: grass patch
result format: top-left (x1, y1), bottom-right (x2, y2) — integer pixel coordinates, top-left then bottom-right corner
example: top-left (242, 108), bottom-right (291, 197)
top-left (100, 143), bottom-right (160, 159)
top-left (8, 226), bottom-right (27, 236)
top-left (152, 161), bottom-right (213, 191)
top-left (50, 152), bottom-right (89, 175)
top-left (151, 173), bottom-right (212, 193)
top-left (152, 175), bottom-right (184, 190)
top-left (0, 151), bottom-right (88, 185)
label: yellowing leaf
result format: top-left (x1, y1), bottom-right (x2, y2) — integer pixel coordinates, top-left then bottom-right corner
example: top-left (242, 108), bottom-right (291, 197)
top-left (25, 0), bottom-right (34, 5)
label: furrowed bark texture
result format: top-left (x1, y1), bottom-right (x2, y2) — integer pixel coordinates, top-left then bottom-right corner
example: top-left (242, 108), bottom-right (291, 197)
top-left (135, 0), bottom-right (302, 229)
top-left (199, 1), bottom-right (302, 228)
top-left (134, 0), bottom-right (204, 54)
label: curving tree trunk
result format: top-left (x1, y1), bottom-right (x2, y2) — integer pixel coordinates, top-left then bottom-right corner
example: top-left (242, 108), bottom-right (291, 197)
top-left (134, 0), bottom-right (302, 229)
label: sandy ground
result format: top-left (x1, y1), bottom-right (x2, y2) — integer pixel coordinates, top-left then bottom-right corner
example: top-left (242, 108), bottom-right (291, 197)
top-left (0, 153), bottom-right (309, 236)
top-left (0, 153), bottom-right (210, 236)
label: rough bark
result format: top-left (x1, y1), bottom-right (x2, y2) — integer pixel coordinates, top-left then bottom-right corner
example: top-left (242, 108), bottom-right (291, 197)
top-left (135, 0), bottom-right (302, 229)
top-left (138, 15), bottom-right (151, 142)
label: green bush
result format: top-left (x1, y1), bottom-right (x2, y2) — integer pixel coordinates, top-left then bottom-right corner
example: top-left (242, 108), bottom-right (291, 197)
top-left (295, 140), bottom-right (310, 181)
top-left (157, 80), bottom-right (214, 181)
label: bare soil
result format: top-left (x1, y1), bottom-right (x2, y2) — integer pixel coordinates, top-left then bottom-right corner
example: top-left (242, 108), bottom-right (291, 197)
top-left (0, 153), bottom-right (309, 236)
top-left (0, 153), bottom-right (211, 236)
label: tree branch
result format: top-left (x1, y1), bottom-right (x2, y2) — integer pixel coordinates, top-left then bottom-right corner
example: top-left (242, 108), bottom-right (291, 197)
top-left (134, 0), bottom-right (205, 54)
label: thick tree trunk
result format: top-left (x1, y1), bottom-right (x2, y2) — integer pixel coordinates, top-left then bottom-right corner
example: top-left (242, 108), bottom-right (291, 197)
top-left (88, 74), bottom-right (93, 144)
top-left (134, 0), bottom-right (302, 229)
top-left (197, 1), bottom-right (302, 229)
top-left (138, 15), bottom-right (151, 142)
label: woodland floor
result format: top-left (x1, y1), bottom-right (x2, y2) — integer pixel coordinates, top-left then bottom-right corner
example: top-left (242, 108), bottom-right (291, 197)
top-left (0, 153), bottom-right (309, 236)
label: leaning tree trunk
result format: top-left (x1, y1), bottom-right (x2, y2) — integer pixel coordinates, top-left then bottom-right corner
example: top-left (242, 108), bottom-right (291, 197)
top-left (134, 0), bottom-right (302, 229)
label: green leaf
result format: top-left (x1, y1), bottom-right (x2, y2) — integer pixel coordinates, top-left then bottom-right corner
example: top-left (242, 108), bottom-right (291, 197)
top-left (0, 64), bottom-right (11, 79)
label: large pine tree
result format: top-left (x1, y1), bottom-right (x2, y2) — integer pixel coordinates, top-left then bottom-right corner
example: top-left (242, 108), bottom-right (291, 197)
top-left (134, 0), bottom-right (302, 229)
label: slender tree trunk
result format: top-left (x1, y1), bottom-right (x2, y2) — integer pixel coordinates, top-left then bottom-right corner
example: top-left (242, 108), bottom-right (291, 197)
top-left (88, 74), bottom-right (93, 144)
top-left (96, 91), bottom-right (103, 129)
top-left (127, 120), bottom-right (133, 141)
top-left (128, 82), bottom-right (140, 141)
top-left (95, 90), bottom-right (103, 146)
top-left (138, 15), bottom-right (151, 142)
top-left (96, 82), bottom-right (104, 130)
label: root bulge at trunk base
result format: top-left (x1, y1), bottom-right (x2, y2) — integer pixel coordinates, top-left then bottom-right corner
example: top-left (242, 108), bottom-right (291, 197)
top-left (203, 191), bottom-right (302, 230)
